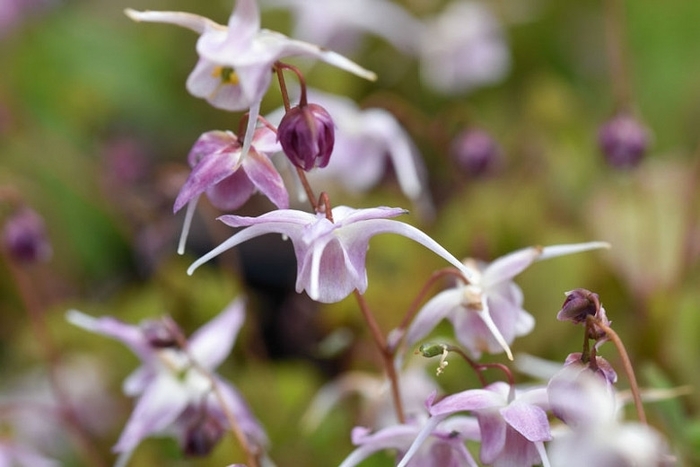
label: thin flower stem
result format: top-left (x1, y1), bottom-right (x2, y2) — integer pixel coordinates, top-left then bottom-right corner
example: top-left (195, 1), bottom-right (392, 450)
top-left (353, 290), bottom-right (406, 424)
top-left (445, 345), bottom-right (515, 388)
top-left (296, 168), bottom-right (319, 212)
top-left (3, 256), bottom-right (108, 467)
top-left (318, 192), bottom-right (334, 222)
top-left (274, 62), bottom-right (319, 212)
top-left (171, 328), bottom-right (261, 467)
top-left (603, 0), bottom-right (633, 110)
top-left (274, 62), bottom-right (309, 107)
top-left (393, 267), bottom-right (468, 349)
top-left (590, 316), bottom-right (647, 424)
top-left (274, 64), bottom-right (292, 113)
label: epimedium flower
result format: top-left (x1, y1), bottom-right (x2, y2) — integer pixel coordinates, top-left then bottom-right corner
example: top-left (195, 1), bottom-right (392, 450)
top-left (260, 0), bottom-right (423, 55)
top-left (419, 1), bottom-right (510, 95)
top-left (66, 298), bottom-right (267, 464)
top-left (174, 127), bottom-right (288, 254)
top-left (267, 89), bottom-right (432, 216)
top-left (404, 242), bottom-right (610, 360)
top-left (339, 417), bottom-right (480, 467)
top-left (187, 205), bottom-right (470, 303)
top-left (547, 366), bottom-right (670, 467)
top-left (398, 382), bottom-right (552, 467)
top-left (125, 0), bottom-right (376, 161)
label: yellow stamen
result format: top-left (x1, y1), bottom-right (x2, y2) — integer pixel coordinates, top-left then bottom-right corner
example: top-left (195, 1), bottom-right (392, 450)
top-left (212, 66), bottom-right (239, 85)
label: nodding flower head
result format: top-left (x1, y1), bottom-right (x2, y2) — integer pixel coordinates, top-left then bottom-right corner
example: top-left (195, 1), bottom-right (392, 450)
top-left (140, 316), bottom-right (185, 349)
top-left (598, 113), bottom-right (649, 169)
top-left (278, 103), bottom-right (335, 171)
top-left (450, 127), bottom-right (501, 177)
top-left (181, 412), bottom-right (226, 457)
top-left (557, 288), bottom-right (601, 324)
top-left (2, 207), bottom-right (52, 264)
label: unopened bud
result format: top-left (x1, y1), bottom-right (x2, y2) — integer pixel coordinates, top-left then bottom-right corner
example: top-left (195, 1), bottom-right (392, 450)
top-left (418, 342), bottom-right (446, 358)
top-left (141, 316), bottom-right (184, 348)
top-left (557, 288), bottom-right (600, 324)
top-left (182, 416), bottom-right (225, 457)
top-left (278, 103), bottom-right (334, 171)
top-left (2, 207), bottom-right (52, 264)
top-left (564, 352), bottom-right (618, 386)
top-left (450, 128), bottom-right (501, 177)
top-left (598, 113), bottom-right (649, 169)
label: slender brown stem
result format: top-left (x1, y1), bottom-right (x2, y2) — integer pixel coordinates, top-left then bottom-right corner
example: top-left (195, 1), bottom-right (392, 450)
top-left (274, 64), bottom-right (292, 113)
top-left (274, 62), bottom-right (319, 212)
top-left (447, 345), bottom-right (515, 387)
top-left (171, 327), bottom-right (261, 467)
top-left (3, 257), bottom-right (108, 467)
top-left (274, 62), bottom-right (308, 107)
top-left (590, 316), bottom-right (647, 424)
top-left (317, 192), bottom-right (334, 221)
top-left (353, 290), bottom-right (406, 424)
top-left (296, 168), bottom-right (319, 211)
top-left (603, 0), bottom-right (633, 110)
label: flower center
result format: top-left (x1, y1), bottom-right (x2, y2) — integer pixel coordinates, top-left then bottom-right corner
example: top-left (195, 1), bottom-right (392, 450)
top-left (462, 284), bottom-right (483, 309)
top-left (212, 66), bottom-right (239, 85)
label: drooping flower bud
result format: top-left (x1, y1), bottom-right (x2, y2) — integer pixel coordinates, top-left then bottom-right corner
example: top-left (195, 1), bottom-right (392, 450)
top-left (556, 288), bottom-right (600, 324)
top-left (182, 415), bottom-right (225, 456)
top-left (597, 113), bottom-right (649, 169)
top-left (2, 207), bottom-right (52, 264)
top-left (564, 352), bottom-right (618, 387)
top-left (450, 128), bottom-right (501, 177)
top-left (141, 316), bottom-right (184, 349)
top-left (278, 103), bottom-right (335, 171)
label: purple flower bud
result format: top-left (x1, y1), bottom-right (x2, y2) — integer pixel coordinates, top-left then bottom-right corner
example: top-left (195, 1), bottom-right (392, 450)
top-left (2, 207), bottom-right (52, 264)
top-left (182, 415), bottom-right (225, 457)
top-left (564, 352), bottom-right (618, 387)
top-left (598, 113), bottom-right (649, 169)
top-left (278, 103), bottom-right (335, 171)
top-left (556, 288), bottom-right (600, 324)
top-left (140, 316), bottom-right (184, 348)
top-left (450, 128), bottom-right (501, 177)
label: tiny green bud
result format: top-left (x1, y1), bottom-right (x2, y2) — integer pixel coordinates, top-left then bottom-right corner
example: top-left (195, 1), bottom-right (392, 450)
top-left (418, 343), bottom-right (447, 358)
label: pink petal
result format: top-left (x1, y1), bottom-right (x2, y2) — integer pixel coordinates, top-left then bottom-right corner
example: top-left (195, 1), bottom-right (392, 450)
top-left (242, 150), bottom-right (289, 209)
top-left (429, 388), bottom-right (504, 417)
top-left (113, 375), bottom-right (190, 453)
top-left (500, 402), bottom-right (551, 442)
top-left (189, 298), bottom-right (246, 370)
top-left (481, 246), bottom-right (542, 288)
top-left (404, 288), bottom-right (463, 348)
top-left (124, 9), bottom-right (220, 34)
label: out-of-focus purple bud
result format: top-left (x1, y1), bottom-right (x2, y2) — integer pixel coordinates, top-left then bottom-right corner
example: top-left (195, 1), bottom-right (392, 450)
top-left (182, 415), bottom-right (225, 457)
top-left (450, 128), bottom-right (501, 177)
top-left (598, 113), bottom-right (649, 169)
top-left (140, 316), bottom-right (184, 349)
top-left (278, 103), bottom-right (335, 171)
top-left (2, 207), bottom-right (52, 264)
top-left (556, 288), bottom-right (600, 324)
top-left (564, 352), bottom-right (618, 387)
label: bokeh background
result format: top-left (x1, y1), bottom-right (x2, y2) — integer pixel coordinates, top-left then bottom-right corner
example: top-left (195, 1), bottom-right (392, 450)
top-left (1, 0), bottom-right (699, 465)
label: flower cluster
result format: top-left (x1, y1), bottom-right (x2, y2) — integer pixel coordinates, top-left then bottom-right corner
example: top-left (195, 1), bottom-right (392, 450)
top-left (18, 1), bottom-right (675, 466)
top-left (67, 299), bottom-right (267, 464)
